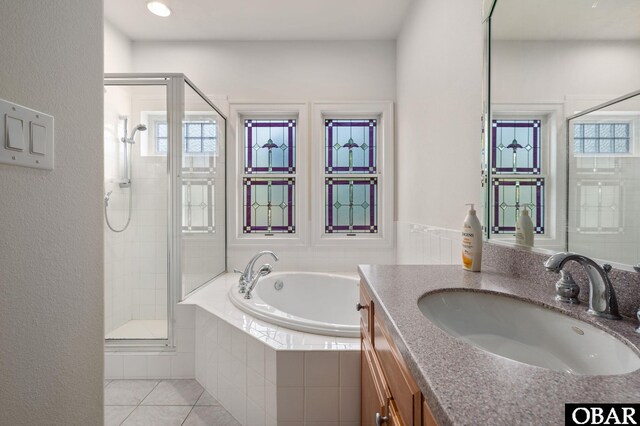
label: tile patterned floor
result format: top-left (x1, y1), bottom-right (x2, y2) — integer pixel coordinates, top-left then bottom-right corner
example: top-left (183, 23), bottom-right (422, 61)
top-left (104, 379), bottom-right (240, 426)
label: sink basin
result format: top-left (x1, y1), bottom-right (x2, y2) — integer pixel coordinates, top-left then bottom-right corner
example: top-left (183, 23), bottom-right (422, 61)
top-left (418, 290), bottom-right (640, 375)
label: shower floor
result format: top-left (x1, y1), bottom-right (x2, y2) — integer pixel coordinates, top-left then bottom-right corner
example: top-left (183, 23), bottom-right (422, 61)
top-left (106, 320), bottom-right (167, 340)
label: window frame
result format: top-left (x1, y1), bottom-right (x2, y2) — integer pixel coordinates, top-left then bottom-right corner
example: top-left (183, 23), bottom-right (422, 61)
top-left (227, 102), bottom-right (309, 247)
top-left (311, 102), bottom-right (394, 248)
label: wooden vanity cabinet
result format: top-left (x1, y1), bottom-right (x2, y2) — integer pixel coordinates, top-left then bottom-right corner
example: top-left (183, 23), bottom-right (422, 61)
top-left (360, 283), bottom-right (438, 426)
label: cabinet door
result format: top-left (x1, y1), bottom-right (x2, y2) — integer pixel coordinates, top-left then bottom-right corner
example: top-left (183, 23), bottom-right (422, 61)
top-left (362, 336), bottom-right (388, 425)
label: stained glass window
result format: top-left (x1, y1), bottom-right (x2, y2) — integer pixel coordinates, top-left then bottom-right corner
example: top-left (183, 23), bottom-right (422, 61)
top-left (183, 178), bottom-right (214, 233)
top-left (156, 121), bottom-right (217, 154)
top-left (245, 119), bottom-right (296, 174)
top-left (325, 119), bottom-right (376, 174)
top-left (573, 123), bottom-right (630, 154)
top-left (325, 178), bottom-right (377, 234)
top-left (243, 178), bottom-right (295, 234)
top-left (492, 177), bottom-right (545, 234)
top-left (492, 120), bottom-right (540, 174)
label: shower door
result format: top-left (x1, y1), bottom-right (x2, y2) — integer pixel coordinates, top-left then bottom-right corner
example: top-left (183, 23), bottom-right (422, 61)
top-left (104, 77), bottom-right (172, 345)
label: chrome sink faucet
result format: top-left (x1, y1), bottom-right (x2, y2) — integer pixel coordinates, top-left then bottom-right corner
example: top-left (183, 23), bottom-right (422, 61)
top-left (544, 252), bottom-right (621, 320)
top-left (235, 251), bottom-right (279, 293)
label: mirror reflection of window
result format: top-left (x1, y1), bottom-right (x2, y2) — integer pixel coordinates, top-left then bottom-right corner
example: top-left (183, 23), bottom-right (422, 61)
top-left (490, 118), bottom-right (545, 235)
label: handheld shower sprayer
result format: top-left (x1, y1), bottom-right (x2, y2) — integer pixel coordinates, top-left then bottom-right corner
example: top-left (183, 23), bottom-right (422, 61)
top-left (127, 124), bottom-right (148, 143)
top-left (105, 119), bottom-right (148, 233)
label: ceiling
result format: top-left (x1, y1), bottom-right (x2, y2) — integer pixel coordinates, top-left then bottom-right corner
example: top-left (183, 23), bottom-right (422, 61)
top-left (104, 0), bottom-right (414, 41)
top-left (492, 0), bottom-right (640, 40)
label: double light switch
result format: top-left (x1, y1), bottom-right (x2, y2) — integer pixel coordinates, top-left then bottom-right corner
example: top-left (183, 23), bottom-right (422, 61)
top-left (1, 98), bottom-right (54, 170)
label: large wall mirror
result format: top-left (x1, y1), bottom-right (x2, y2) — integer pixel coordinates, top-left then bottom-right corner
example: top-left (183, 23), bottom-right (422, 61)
top-left (483, 0), bottom-right (640, 268)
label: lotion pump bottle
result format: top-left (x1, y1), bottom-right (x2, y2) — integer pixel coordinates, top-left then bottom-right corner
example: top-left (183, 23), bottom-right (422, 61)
top-left (515, 208), bottom-right (534, 247)
top-left (461, 204), bottom-right (482, 272)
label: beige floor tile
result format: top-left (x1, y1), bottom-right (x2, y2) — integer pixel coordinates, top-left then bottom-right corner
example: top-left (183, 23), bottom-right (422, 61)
top-left (182, 406), bottom-right (241, 426)
top-left (105, 380), bottom-right (159, 406)
top-left (141, 379), bottom-right (203, 406)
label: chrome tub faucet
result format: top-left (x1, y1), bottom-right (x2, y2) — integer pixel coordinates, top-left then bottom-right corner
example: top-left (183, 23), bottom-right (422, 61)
top-left (235, 251), bottom-right (279, 293)
top-left (544, 252), bottom-right (621, 320)
top-left (244, 264), bottom-right (273, 299)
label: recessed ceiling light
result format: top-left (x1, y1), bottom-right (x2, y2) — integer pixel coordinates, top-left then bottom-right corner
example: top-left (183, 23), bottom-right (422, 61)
top-left (147, 1), bottom-right (171, 17)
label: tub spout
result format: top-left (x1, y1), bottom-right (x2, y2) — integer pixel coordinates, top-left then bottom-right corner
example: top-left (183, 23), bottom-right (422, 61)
top-left (239, 251), bottom-right (279, 292)
top-left (244, 264), bottom-right (273, 299)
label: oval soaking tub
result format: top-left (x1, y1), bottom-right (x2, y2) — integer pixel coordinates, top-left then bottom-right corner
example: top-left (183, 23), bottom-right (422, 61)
top-left (228, 272), bottom-right (360, 337)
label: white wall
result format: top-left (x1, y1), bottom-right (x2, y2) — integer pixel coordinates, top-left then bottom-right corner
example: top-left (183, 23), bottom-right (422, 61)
top-left (395, 0), bottom-right (483, 238)
top-left (131, 40), bottom-right (398, 273)
top-left (0, 1), bottom-right (104, 425)
top-left (492, 40), bottom-right (640, 103)
top-left (132, 41), bottom-right (396, 101)
top-left (105, 20), bottom-right (133, 73)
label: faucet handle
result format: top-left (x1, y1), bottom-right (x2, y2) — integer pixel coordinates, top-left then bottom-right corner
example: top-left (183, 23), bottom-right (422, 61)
top-left (602, 264), bottom-right (612, 273)
top-left (233, 269), bottom-right (243, 275)
top-left (555, 270), bottom-right (580, 305)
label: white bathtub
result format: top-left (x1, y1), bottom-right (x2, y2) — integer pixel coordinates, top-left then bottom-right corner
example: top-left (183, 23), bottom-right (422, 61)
top-left (228, 271), bottom-right (360, 338)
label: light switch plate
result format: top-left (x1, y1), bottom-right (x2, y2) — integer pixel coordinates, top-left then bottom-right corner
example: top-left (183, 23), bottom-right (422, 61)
top-left (0, 98), bottom-right (54, 170)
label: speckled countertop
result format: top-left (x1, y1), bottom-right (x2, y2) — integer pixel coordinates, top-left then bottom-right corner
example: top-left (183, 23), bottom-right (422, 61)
top-left (358, 264), bottom-right (640, 426)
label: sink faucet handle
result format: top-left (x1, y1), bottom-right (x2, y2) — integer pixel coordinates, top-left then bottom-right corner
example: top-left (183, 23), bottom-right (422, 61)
top-left (233, 269), bottom-right (243, 274)
top-left (555, 270), bottom-right (580, 305)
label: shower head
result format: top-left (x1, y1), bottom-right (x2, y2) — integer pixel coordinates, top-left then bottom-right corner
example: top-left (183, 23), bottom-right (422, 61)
top-left (128, 124), bottom-right (148, 142)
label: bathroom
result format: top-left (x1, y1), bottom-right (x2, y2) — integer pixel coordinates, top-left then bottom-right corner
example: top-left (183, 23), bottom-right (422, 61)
top-left (1, 0), bottom-right (640, 425)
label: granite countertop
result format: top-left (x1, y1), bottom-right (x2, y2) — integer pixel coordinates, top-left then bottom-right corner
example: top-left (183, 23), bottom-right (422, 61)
top-left (358, 264), bottom-right (640, 426)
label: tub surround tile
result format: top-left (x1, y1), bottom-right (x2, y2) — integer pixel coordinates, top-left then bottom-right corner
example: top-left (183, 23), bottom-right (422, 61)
top-left (304, 387), bottom-right (340, 422)
top-left (339, 352), bottom-right (360, 387)
top-left (105, 380), bottom-right (159, 406)
top-left (247, 335), bottom-right (266, 376)
top-left (277, 387), bottom-right (304, 421)
top-left (179, 274), bottom-right (361, 425)
top-left (246, 399), bottom-right (267, 426)
top-left (358, 262), bottom-right (640, 426)
top-left (304, 352), bottom-right (340, 387)
top-left (339, 387), bottom-right (360, 423)
top-left (265, 347), bottom-right (277, 384)
top-left (247, 367), bottom-right (266, 408)
top-left (276, 351), bottom-right (304, 387)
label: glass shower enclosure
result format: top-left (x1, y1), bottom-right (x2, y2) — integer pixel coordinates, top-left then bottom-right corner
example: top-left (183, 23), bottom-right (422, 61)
top-left (103, 74), bottom-right (226, 347)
